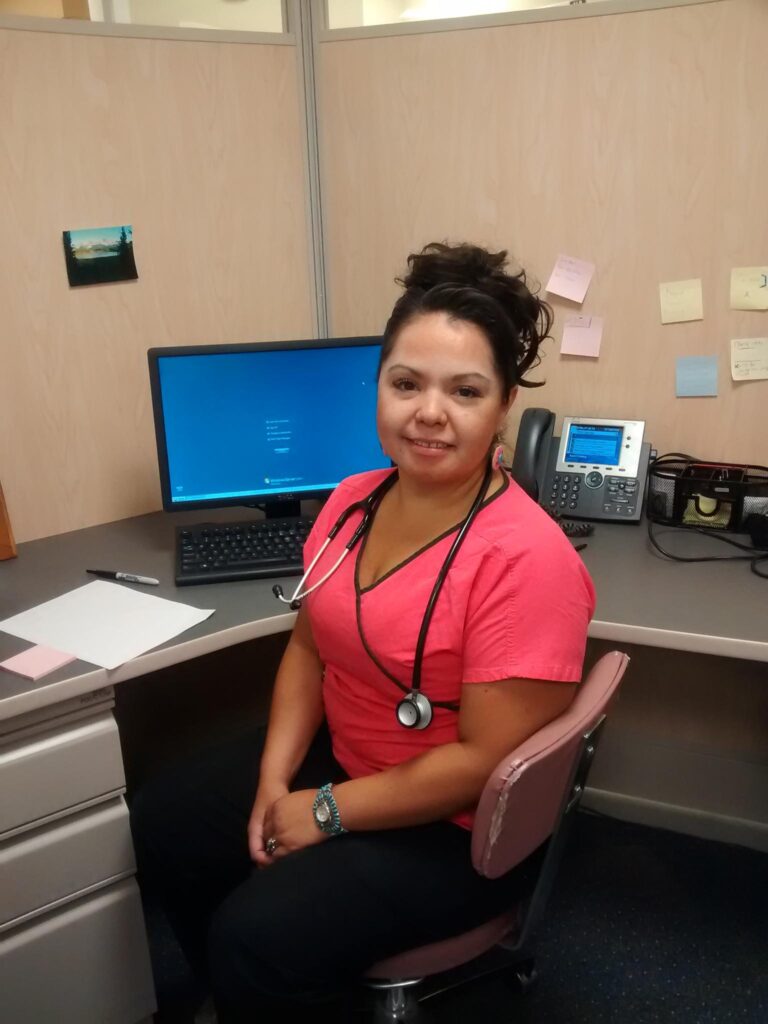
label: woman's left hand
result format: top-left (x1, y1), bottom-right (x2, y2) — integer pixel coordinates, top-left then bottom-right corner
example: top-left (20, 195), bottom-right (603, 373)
top-left (261, 789), bottom-right (329, 863)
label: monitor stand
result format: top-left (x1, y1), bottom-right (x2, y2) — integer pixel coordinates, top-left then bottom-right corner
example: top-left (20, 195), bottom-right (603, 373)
top-left (263, 499), bottom-right (301, 519)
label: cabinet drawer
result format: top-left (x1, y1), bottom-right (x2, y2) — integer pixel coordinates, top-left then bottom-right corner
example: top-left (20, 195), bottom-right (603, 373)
top-left (0, 710), bottom-right (125, 837)
top-left (0, 878), bottom-right (156, 1024)
top-left (0, 796), bottom-right (135, 930)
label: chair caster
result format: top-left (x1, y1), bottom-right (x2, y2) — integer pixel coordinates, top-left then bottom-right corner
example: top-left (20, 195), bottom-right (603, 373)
top-left (370, 985), bottom-right (425, 1023)
top-left (503, 957), bottom-right (538, 994)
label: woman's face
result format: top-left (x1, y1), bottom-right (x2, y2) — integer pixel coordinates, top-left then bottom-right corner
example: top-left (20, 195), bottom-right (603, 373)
top-left (377, 311), bottom-right (514, 488)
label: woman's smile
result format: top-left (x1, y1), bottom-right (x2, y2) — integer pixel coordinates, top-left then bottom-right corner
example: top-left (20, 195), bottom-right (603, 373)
top-left (406, 437), bottom-right (454, 453)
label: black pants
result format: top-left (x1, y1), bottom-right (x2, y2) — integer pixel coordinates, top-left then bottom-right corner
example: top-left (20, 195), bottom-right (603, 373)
top-left (130, 725), bottom-right (536, 1022)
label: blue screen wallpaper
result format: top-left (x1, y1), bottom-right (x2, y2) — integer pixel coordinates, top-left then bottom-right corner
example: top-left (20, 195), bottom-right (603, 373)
top-left (158, 345), bottom-right (388, 503)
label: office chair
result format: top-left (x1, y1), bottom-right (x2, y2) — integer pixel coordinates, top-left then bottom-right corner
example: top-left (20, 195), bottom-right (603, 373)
top-left (363, 650), bottom-right (630, 1023)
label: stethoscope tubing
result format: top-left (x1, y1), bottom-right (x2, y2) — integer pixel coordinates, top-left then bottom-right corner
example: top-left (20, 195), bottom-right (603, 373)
top-left (277, 536), bottom-right (349, 609)
top-left (274, 459), bottom-right (494, 718)
top-left (410, 460), bottom-right (492, 694)
top-left (274, 471), bottom-right (398, 609)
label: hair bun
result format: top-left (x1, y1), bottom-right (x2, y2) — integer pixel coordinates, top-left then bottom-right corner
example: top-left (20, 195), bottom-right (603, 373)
top-left (400, 242), bottom-right (508, 292)
top-left (383, 240), bottom-right (552, 394)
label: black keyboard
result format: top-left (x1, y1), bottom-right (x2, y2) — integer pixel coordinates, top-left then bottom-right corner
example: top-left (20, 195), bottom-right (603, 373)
top-left (175, 516), bottom-right (316, 586)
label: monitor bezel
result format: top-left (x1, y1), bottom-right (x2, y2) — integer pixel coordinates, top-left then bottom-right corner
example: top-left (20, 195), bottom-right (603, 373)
top-left (147, 336), bottom-right (383, 513)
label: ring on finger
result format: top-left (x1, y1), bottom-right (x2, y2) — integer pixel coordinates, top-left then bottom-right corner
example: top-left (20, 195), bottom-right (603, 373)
top-left (265, 837), bottom-right (278, 855)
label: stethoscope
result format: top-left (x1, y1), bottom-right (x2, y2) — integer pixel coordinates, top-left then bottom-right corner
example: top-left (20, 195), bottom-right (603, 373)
top-left (273, 457), bottom-right (495, 730)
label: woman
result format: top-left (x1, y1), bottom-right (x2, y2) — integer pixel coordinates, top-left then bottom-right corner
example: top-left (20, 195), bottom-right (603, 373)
top-left (131, 242), bottom-right (595, 1022)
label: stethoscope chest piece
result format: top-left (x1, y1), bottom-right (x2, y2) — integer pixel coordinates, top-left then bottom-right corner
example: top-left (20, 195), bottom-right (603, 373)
top-left (396, 692), bottom-right (433, 730)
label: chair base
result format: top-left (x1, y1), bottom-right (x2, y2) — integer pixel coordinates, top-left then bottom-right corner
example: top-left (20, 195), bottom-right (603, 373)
top-left (365, 947), bottom-right (538, 1021)
top-left (501, 956), bottom-right (538, 994)
top-left (369, 982), bottom-right (425, 1023)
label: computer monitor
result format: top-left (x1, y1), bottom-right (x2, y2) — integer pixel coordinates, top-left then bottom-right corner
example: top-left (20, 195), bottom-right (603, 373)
top-left (148, 337), bottom-right (389, 518)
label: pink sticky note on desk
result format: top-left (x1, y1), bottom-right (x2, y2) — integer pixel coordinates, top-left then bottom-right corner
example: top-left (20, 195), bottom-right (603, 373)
top-left (546, 254), bottom-right (595, 304)
top-left (1, 645), bottom-right (76, 680)
top-left (560, 315), bottom-right (604, 357)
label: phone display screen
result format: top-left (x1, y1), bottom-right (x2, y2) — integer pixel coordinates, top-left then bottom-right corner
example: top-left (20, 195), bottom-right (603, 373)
top-left (565, 423), bottom-right (624, 465)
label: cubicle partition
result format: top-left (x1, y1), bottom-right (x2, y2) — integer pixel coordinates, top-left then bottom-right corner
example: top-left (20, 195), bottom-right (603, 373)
top-left (318, 0), bottom-right (768, 464)
top-left (0, 21), bottom-right (314, 544)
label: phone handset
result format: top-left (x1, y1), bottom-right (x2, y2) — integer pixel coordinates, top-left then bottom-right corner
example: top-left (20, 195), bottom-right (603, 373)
top-left (510, 408), bottom-right (555, 502)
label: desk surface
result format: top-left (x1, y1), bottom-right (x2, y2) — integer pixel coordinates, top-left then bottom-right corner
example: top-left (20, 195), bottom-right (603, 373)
top-left (1, 510), bottom-right (766, 723)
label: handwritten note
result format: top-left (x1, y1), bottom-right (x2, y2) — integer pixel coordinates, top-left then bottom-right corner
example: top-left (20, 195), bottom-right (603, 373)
top-left (560, 315), bottom-right (604, 357)
top-left (730, 267), bottom-right (768, 311)
top-left (660, 279), bottom-right (703, 324)
top-left (545, 255), bottom-right (595, 304)
top-left (731, 337), bottom-right (768, 381)
top-left (676, 356), bottom-right (718, 397)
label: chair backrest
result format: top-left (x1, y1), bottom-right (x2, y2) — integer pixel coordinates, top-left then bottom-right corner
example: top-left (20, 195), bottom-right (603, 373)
top-left (472, 650), bottom-right (629, 879)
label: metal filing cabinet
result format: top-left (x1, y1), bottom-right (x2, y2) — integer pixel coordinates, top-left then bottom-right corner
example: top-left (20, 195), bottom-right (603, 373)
top-left (0, 688), bottom-right (156, 1023)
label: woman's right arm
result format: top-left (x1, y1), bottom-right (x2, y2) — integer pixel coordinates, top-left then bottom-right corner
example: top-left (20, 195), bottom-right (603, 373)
top-left (248, 605), bottom-right (324, 864)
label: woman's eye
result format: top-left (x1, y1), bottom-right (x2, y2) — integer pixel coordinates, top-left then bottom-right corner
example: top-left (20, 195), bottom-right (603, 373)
top-left (393, 378), bottom-right (417, 391)
top-left (456, 385), bottom-right (480, 399)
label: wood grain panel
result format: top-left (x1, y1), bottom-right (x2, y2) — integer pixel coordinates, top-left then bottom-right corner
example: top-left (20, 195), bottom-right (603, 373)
top-left (319, 0), bottom-right (768, 465)
top-left (0, 28), bottom-right (312, 542)
top-left (0, 481), bottom-right (17, 559)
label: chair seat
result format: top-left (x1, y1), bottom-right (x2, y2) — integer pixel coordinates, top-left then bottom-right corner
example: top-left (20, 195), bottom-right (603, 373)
top-left (365, 910), bottom-right (517, 980)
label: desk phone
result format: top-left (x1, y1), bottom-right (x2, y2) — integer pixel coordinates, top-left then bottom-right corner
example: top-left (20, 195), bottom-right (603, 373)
top-left (511, 409), bottom-right (651, 523)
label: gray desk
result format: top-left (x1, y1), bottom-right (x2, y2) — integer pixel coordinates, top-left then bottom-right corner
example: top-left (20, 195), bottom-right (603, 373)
top-left (0, 512), bottom-right (766, 1023)
top-left (2, 513), bottom-right (766, 725)
top-left (0, 508), bottom-right (302, 723)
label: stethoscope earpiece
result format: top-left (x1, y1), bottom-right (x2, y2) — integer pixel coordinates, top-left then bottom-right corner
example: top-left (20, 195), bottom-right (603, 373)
top-left (273, 584), bottom-right (302, 611)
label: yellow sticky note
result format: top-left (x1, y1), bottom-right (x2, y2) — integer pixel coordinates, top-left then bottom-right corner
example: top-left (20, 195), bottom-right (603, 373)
top-left (730, 267), bottom-right (768, 311)
top-left (659, 279), bottom-right (703, 324)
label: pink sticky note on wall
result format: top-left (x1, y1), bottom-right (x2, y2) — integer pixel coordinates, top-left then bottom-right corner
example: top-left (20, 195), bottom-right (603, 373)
top-left (546, 254), bottom-right (595, 304)
top-left (560, 315), bottom-right (604, 357)
top-left (1, 645), bottom-right (76, 680)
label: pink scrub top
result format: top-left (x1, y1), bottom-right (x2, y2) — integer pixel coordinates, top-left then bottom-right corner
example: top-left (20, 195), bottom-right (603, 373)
top-left (304, 468), bottom-right (595, 830)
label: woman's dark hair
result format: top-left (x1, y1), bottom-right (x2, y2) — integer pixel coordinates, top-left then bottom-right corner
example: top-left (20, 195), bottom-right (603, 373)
top-left (379, 242), bottom-right (552, 398)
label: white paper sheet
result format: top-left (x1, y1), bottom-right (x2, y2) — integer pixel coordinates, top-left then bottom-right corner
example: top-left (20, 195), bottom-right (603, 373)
top-left (0, 581), bottom-right (215, 671)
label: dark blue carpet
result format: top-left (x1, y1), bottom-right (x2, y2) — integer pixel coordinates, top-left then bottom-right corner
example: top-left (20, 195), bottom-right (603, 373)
top-left (146, 811), bottom-right (768, 1022)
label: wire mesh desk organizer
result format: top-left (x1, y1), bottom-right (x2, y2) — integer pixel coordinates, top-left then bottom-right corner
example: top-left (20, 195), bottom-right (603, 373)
top-left (646, 454), bottom-right (768, 578)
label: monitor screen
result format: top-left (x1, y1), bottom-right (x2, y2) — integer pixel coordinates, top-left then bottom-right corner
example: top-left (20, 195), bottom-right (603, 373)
top-left (565, 422), bottom-right (624, 466)
top-left (148, 338), bottom-right (388, 511)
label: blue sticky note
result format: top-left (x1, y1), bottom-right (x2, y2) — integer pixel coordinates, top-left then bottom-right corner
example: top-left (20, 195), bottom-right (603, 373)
top-left (675, 356), bottom-right (718, 397)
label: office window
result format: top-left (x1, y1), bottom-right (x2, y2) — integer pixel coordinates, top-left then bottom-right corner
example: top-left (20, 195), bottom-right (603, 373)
top-left (326, 0), bottom-right (717, 30)
top-left (0, 1), bottom-right (285, 34)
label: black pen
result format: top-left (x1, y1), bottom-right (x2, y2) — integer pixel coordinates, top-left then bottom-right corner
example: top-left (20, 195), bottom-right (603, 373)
top-left (87, 569), bottom-right (160, 586)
